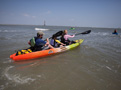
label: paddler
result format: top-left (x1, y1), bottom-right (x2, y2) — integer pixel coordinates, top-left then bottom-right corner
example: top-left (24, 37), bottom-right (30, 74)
top-left (28, 31), bottom-right (54, 51)
top-left (112, 29), bottom-right (118, 35)
top-left (50, 34), bottom-right (66, 47)
top-left (61, 30), bottom-right (76, 45)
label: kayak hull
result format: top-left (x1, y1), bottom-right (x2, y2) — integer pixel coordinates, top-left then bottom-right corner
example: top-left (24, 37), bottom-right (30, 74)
top-left (10, 39), bottom-right (84, 61)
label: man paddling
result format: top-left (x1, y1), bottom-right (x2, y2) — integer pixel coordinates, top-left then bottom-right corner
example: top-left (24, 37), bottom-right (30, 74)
top-left (28, 31), bottom-right (54, 51)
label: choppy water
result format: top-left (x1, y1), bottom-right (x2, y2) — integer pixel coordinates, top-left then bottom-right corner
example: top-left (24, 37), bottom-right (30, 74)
top-left (0, 25), bottom-right (121, 90)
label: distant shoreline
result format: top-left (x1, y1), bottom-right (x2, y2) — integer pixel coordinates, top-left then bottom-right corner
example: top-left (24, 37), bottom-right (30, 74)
top-left (0, 24), bottom-right (120, 29)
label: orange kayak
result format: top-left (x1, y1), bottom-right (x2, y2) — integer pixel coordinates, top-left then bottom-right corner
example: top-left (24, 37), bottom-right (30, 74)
top-left (10, 39), bottom-right (84, 61)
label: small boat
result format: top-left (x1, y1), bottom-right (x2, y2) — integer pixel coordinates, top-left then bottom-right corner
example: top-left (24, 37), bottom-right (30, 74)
top-left (69, 27), bottom-right (75, 30)
top-left (35, 28), bottom-right (49, 31)
top-left (10, 39), bottom-right (84, 61)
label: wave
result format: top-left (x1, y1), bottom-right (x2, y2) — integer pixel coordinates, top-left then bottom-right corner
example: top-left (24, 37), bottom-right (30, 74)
top-left (91, 32), bottom-right (110, 36)
top-left (0, 30), bottom-right (23, 33)
top-left (91, 32), bottom-right (121, 37)
top-left (4, 66), bottom-right (36, 84)
top-left (35, 28), bottom-right (49, 31)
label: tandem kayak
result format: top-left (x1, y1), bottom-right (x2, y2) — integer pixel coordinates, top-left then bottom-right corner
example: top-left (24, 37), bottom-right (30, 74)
top-left (10, 39), bottom-right (84, 61)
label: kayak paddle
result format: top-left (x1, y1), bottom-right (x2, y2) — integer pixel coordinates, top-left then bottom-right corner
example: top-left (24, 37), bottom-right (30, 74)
top-left (47, 30), bottom-right (91, 40)
top-left (75, 30), bottom-right (91, 35)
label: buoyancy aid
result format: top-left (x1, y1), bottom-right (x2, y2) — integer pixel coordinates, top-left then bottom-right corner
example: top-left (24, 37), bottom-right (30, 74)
top-left (61, 36), bottom-right (70, 45)
top-left (50, 39), bottom-right (62, 47)
top-left (30, 37), bottom-right (45, 47)
top-left (29, 37), bottom-right (43, 51)
top-left (31, 37), bottom-right (47, 51)
top-left (30, 37), bottom-right (40, 47)
top-left (50, 39), bottom-right (58, 47)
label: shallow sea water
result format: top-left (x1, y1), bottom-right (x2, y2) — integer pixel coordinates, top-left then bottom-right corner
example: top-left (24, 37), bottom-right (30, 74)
top-left (0, 25), bottom-right (121, 90)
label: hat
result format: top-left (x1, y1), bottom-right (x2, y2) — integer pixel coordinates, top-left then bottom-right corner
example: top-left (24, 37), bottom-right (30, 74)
top-left (37, 31), bottom-right (44, 36)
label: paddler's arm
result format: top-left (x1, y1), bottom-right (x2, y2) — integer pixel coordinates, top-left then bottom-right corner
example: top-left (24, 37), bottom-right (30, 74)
top-left (45, 38), bottom-right (54, 48)
top-left (64, 34), bottom-right (75, 40)
top-left (45, 38), bottom-right (49, 45)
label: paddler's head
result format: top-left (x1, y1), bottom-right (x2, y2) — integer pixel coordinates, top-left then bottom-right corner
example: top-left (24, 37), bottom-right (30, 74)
top-left (64, 29), bottom-right (68, 34)
top-left (52, 35), bottom-right (57, 39)
top-left (37, 31), bottom-right (44, 38)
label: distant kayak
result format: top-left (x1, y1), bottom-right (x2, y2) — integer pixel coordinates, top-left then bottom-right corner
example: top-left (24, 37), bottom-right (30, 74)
top-left (35, 28), bottom-right (49, 31)
top-left (112, 29), bottom-right (118, 35)
top-left (69, 27), bottom-right (75, 30)
top-left (112, 32), bottom-right (118, 35)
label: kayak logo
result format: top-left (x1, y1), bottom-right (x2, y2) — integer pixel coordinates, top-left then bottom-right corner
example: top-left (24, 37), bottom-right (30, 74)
top-left (48, 50), bottom-right (53, 54)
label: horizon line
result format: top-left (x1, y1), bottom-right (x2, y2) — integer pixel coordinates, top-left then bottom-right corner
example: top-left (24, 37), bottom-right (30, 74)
top-left (0, 23), bottom-right (120, 29)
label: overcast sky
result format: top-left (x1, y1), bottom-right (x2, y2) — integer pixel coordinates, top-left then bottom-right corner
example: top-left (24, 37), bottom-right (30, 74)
top-left (0, 0), bottom-right (121, 28)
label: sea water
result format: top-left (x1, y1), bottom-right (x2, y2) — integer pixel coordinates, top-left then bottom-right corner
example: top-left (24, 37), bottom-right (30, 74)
top-left (0, 25), bottom-right (121, 90)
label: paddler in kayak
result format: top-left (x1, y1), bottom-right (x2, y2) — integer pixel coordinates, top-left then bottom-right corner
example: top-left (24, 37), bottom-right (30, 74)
top-left (50, 34), bottom-right (66, 47)
top-left (112, 29), bottom-right (118, 35)
top-left (28, 31), bottom-right (54, 51)
top-left (61, 29), bottom-right (76, 45)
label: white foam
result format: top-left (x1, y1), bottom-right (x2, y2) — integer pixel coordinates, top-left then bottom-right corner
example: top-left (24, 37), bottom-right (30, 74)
top-left (91, 32), bottom-right (110, 36)
top-left (37, 75), bottom-right (42, 78)
top-left (0, 85), bottom-right (5, 90)
top-left (3, 58), bottom-right (13, 64)
top-left (0, 29), bottom-right (23, 33)
top-left (106, 66), bottom-right (112, 70)
top-left (4, 66), bottom-right (36, 84)
top-left (4, 66), bottom-right (14, 81)
top-left (12, 75), bottom-right (36, 84)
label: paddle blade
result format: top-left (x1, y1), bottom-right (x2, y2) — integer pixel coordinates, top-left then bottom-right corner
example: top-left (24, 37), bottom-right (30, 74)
top-left (75, 30), bottom-right (91, 35)
top-left (54, 31), bottom-right (63, 37)
top-left (81, 30), bottom-right (91, 34)
top-left (49, 31), bottom-right (63, 39)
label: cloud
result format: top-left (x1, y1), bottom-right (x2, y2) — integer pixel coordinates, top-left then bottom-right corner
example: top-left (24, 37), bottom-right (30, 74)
top-left (32, 16), bottom-right (36, 18)
top-left (22, 13), bottom-right (36, 18)
top-left (45, 11), bottom-right (51, 14)
top-left (70, 18), bottom-right (75, 21)
top-left (23, 13), bottom-right (30, 17)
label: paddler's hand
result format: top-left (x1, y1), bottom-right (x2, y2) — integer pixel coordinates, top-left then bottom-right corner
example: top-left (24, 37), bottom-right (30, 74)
top-left (63, 44), bottom-right (66, 46)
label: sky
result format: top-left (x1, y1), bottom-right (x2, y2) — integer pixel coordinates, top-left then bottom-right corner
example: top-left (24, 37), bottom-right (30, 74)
top-left (0, 0), bottom-right (121, 28)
